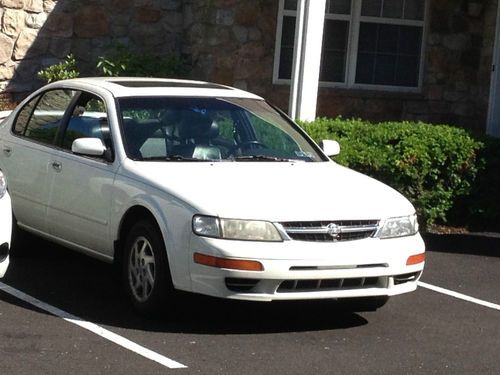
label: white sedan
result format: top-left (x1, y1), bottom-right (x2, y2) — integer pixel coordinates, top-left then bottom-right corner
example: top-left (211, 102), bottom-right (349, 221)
top-left (0, 170), bottom-right (11, 277)
top-left (0, 78), bottom-right (425, 313)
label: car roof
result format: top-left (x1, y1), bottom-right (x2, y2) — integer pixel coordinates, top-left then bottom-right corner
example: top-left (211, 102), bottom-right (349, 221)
top-left (53, 77), bottom-right (264, 100)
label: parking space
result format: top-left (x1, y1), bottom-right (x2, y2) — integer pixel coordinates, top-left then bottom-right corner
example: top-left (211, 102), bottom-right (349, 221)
top-left (0, 235), bottom-right (499, 374)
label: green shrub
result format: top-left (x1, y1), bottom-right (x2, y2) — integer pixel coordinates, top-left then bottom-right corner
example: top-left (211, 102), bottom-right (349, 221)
top-left (37, 54), bottom-right (80, 83)
top-left (96, 45), bottom-right (185, 78)
top-left (449, 136), bottom-right (500, 231)
top-left (300, 117), bottom-right (483, 228)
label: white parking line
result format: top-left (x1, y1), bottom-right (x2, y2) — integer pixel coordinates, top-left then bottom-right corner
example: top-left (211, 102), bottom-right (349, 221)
top-left (418, 281), bottom-right (500, 311)
top-left (0, 281), bottom-right (187, 369)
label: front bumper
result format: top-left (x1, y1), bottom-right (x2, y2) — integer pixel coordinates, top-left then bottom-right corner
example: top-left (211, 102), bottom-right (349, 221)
top-left (188, 233), bottom-right (425, 301)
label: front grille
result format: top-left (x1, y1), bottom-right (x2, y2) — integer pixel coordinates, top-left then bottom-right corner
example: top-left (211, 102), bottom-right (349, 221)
top-left (277, 277), bottom-right (383, 293)
top-left (280, 220), bottom-right (379, 242)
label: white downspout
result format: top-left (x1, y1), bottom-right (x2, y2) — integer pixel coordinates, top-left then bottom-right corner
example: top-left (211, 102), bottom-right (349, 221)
top-left (288, 0), bottom-right (327, 122)
top-left (487, 0), bottom-right (500, 137)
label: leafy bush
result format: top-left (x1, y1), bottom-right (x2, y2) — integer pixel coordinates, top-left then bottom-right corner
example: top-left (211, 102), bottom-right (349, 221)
top-left (37, 54), bottom-right (80, 83)
top-left (300, 117), bottom-right (483, 228)
top-left (96, 45), bottom-right (185, 78)
top-left (449, 136), bottom-right (500, 231)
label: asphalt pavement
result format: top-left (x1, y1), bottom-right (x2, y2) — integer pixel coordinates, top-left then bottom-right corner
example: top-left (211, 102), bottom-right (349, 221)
top-left (0, 233), bottom-right (499, 374)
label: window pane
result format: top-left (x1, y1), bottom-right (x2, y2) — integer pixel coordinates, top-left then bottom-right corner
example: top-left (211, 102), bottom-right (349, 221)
top-left (404, 0), bottom-right (424, 20)
top-left (355, 23), bottom-right (422, 86)
top-left (396, 55), bottom-right (419, 86)
top-left (323, 19), bottom-right (349, 50)
top-left (23, 90), bottom-right (75, 145)
top-left (377, 24), bottom-right (398, 53)
top-left (279, 47), bottom-right (294, 80)
top-left (361, 0), bottom-right (382, 17)
top-left (284, 0), bottom-right (297, 10)
top-left (281, 15), bottom-right (296, 46)
top-left (328, 0), bottom-right (351, 15)
top-left (320, 19), bottom-right (349, 82)
top-left (373, 54), bottom-right (397, 84)
top-left (382, 0), bottom-right (403, 19)
top-left (13, 96), bottom-right (38, 136)
top-left (321, 51), bottom-right (347, 82)
top-left (399, 25), bottom-right (422, 54)
top-left (62, 94), bottom-right (108, 151)
top-left (355, 53), bottom-right (375, 83)
top-left (357, 22), bottom-right (377, 53)
top-left (278, 15), bottom-right (296, 79)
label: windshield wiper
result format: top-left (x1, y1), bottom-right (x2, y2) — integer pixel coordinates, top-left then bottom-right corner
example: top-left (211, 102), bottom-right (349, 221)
top-left (141, 155), bottom-right (209, 162)
top-left (231, 155), bottom-right (293, 162)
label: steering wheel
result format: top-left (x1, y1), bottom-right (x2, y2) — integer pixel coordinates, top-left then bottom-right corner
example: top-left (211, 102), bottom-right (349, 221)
top-left (227, 140), bottom-right (267, 156)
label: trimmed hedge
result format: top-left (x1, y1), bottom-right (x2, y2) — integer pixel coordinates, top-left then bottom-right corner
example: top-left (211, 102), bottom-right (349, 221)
top-left (449, 136), bottom-right (500, 231)
top-left (300, 118), bottom-right (483, 228)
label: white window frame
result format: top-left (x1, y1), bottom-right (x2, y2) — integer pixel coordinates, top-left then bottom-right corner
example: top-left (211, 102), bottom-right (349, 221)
top-left (273, 0), bottom-right (430, 93)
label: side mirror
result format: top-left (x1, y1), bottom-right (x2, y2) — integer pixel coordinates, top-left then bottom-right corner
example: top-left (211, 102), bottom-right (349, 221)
top-left (72, 138), bottom-right (107, 157)
top-left (320, 140), bottom-right (340, 156)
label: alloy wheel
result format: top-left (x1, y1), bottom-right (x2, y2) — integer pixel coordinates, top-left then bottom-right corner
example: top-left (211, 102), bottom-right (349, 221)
top-left (128, 236), bottom-right (156, 303)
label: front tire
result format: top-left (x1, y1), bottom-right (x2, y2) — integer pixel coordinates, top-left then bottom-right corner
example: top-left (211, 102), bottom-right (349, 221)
top-left (122, 219), bottom-right (173, 315)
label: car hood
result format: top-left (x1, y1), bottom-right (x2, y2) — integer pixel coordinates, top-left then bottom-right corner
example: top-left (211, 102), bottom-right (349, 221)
top-left (123, 160), bottom-right (415, 222)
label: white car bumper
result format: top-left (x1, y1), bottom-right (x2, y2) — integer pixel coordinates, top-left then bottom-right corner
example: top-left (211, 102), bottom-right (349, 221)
top-left (0, 192), bottom-right (12, 278)
top-left (188, 233), bottom-right (425, 301)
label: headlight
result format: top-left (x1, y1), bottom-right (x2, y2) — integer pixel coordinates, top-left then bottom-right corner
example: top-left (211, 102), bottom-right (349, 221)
top-left (377, 214), bottom-right (418, 239)
top-left (0, 171), bottom-right (6, 199)
top-left (192, 215), bottom-right (283, 242)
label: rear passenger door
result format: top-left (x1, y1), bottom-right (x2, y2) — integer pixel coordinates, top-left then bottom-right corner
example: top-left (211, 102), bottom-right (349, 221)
top-left (2, 89), bottom-right (76, 233)
top-left (46, 92), bottom-right (118, 257)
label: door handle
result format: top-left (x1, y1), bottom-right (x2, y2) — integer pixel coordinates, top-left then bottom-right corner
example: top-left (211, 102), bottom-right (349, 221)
top-left (2, 146), bottom-right (12, 156)
top-left (51, 161), bottom-right (62, 172)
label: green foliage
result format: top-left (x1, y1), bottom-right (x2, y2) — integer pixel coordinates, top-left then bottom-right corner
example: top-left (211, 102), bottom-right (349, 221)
top-left (251, 115), bottom-right (299, 154)
top-left (449, 136), bottom-right (500, 231)
top-left (96, 45), bottom-right (185, 78)
top-left (37, 54), bottom-right (80, 83)
top-left (300, 117), bottom-right (483, 228)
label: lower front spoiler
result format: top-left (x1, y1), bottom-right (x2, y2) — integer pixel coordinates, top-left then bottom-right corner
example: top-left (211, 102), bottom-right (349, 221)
top-left (190, 265), bottom-right (424, 302)
top-left (224, 272), bottom-right (421, 302)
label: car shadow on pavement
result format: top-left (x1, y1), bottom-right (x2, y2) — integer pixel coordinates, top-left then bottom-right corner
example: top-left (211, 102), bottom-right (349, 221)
top-left (423, 232), bottom-right (500, 258)
top-left (1, 235), bottom-right (368, 335)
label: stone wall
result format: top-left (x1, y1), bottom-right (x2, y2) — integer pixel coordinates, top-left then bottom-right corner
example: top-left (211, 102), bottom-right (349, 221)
top-left (407, 0), bottom-right (497, 132)
top-left (184, 0), bottom-right (281, 96)
top-left (0, 0), bottom-right (184, 102)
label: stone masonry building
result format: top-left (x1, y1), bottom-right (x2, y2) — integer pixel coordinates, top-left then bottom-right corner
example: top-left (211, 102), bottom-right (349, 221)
top-left (1, 0), bottom-right (499, 135)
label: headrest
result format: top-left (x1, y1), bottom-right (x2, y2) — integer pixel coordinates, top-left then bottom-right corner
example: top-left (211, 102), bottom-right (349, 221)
top-left (209, 121), bottom-right (219, 138)
top-left (178, 110), bottom-right (213, 139)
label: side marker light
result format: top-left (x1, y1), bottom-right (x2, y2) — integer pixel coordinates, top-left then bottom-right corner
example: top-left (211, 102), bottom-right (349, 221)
top-left (194, 253), bottom-right (264, 271)
top-left (406, 253), bottom-right (426, 265)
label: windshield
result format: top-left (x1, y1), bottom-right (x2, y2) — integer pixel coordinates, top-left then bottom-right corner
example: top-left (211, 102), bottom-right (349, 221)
top-left (117, 97), bottom-right (326, 162)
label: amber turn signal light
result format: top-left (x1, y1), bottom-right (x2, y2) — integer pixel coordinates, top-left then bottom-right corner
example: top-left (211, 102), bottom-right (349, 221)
top-left (406, 253), bottom-right (426, 265)
top-left (194, 253), bottom-right (264, 271)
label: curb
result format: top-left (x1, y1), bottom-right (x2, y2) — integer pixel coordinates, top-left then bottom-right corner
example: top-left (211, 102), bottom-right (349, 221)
top-left (422, 232), bottom-right (500, 257)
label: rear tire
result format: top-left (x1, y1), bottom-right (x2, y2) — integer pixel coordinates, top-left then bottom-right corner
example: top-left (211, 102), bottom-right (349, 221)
top-left (122, 219), bottom-right (174, 315)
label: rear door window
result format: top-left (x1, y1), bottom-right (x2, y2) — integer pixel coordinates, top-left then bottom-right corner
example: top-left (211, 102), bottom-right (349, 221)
top-left (13, 89), bottom-right (76, 146)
